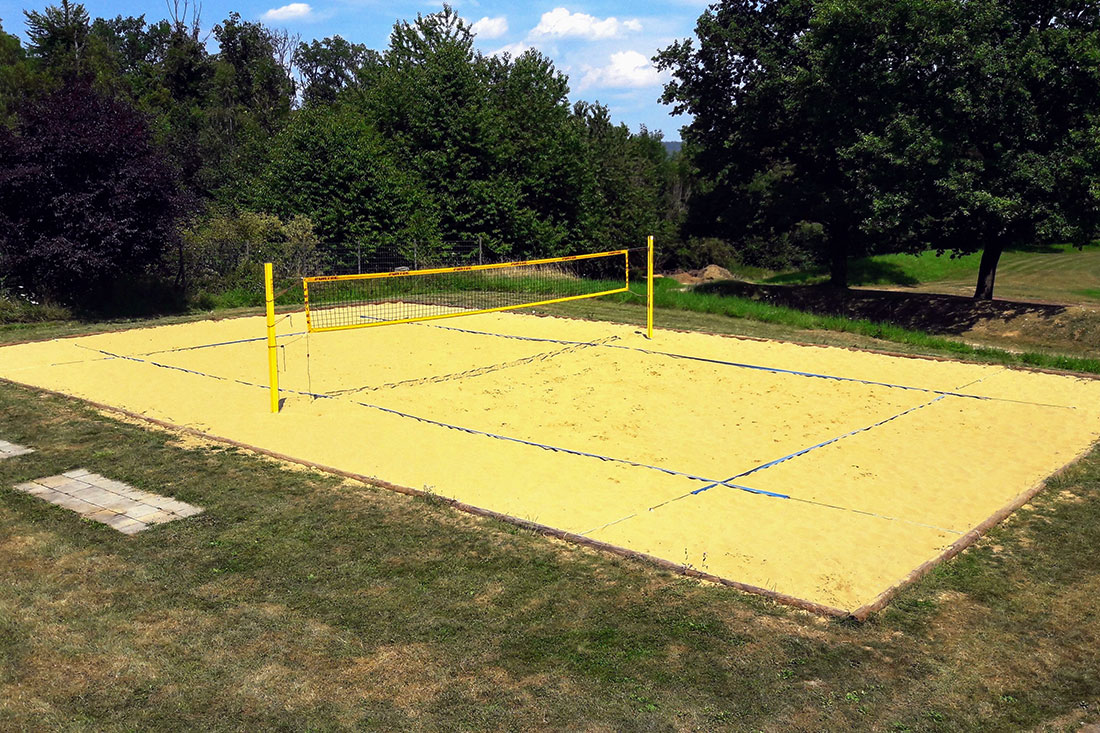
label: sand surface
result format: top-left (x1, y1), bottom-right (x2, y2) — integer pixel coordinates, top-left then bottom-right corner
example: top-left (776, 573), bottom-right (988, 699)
top-left (1, 307), bottom-right (1097, 613)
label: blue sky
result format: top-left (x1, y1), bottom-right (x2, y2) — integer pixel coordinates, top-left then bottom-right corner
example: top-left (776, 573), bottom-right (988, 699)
top-left (1, 0), bottom-right (708, 139)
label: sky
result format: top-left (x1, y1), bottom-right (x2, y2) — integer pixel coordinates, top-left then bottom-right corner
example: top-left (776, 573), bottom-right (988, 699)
top-left (1, 0), bottom-right (710, 139)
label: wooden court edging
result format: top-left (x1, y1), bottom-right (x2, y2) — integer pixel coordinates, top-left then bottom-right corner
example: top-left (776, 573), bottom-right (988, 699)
top-left (849, 439), bottom-right (1100, 621)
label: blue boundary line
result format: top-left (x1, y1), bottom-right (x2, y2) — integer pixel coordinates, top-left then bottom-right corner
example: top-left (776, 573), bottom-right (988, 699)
top-left (73, 345), bottom-right (790, 500)
top-left (401, 321), bottom-right (1073, 410)
top-left (51, 331), bottom-right (307, 367)
top-left (140, 332), bottom-right (307, 356)
top-left (689, 395), bottom-right (948, 495)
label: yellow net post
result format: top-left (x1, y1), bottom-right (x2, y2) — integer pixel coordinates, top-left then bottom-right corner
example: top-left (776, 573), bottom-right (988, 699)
top-left (646, 235), bottom-right (654, 339)
top-left (264, 262), bottom-right (280, 413)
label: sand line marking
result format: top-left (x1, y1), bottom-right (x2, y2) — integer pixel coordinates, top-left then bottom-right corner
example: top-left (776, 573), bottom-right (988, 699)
top-left (581, 374), bottom-right (1000, 538)
top-left (73, 342), bottom-right (973, 537)
top-left (70, 344), bottom-right (790, 500)
top-left (403, 319), bottom-right (1076, 410)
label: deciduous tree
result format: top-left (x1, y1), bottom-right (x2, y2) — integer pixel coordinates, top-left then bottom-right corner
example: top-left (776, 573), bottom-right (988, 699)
top-left (0, 77), bottom-right (180, 305)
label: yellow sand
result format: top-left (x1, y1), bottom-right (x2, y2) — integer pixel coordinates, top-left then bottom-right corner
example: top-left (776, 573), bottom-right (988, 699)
top-left (1, 308), bottom-right (1097, 613)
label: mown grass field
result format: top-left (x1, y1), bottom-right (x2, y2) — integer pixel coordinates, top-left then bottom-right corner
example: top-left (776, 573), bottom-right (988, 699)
top-left (762, 242), bottom-right (1100, 304)
top-left (2, 263), bottom-right (1099, 730)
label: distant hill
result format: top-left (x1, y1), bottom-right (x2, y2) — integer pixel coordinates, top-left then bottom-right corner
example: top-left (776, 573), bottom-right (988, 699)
top-left (662, 141), bottom-right (683, 156)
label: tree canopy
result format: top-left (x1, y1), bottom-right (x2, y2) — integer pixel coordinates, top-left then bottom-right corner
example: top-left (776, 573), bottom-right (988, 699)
top-left (0, 76), bottom-right (180, 305)
top-left (658, 0), bottom-right (1100, 298)
top-left (0, 2), bottom-right (681, 309)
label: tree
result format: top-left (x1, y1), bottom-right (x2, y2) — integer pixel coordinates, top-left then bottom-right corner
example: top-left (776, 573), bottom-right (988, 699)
top-left (656, 0), bottom-right (932, 286)
top-left (903, 0), bottom-right (1100, 299)
top-left (659, 0), bottom-right (1100, 298)
top-left (210, 12), bottom-right (295, 133)
top-left (363, 6), bottom-right (511, 255)
top-left (294, 36), bottom-right (371, 106)
top-left (0, 77), bottom-right (181, 305)
top-left (482, 49), bottom-right (586, 254)
top-left (572, 103), bottom-right (673, 254)
top-left (203, 12), bottom-right (296, 197)
top-left (255, 103), bottom-right (432, 264)
top-left (23, 0), bottom-right (89, 75)
top-left (0, 20), bottom-right (46, 126)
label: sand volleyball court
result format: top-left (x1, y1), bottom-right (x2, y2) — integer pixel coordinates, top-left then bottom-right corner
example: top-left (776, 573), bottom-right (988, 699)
top-left (2, 307), bottom-right (1097, 616)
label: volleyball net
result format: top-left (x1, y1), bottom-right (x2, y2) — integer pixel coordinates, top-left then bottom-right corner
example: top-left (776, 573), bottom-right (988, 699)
top-left (301, 246), bottom-right (649, 333)
top-left (264, 238), bottom-right (655, 412)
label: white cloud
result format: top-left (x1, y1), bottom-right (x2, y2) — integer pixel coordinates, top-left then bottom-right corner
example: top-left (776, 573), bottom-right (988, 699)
top-left (262, 2), bottom-right (312, 21)
top-left (579, 50), bottom-right (663, 90)
top-left (531, 8), bottom-right (642, 40)
top-left (490, 41), bottom-right (533, 58)
top-left (470, 16), bottom-right (508, 39)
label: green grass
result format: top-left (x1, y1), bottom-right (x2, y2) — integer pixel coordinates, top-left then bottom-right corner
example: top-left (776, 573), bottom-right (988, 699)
top-left (761, 242), bottom-right (1100, 302)
top-left (2, 373), bottom-right (1100, 730)
top-left (764, 249), bottom-right (984, 286)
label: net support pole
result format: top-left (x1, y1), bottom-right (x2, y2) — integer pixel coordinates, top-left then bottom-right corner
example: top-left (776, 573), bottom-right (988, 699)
top-left (264, 262), bottom-right (280, 413)
top-left (646, 235), bottom-right (654, 339)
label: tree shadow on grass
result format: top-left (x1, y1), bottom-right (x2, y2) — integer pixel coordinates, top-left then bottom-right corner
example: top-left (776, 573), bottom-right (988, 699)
top-left (695, 281), bottom-right (1068, 335)
top-left (847, 259), bottom-right (921, 286)
top-left (764, 260), bottom-right (924, 287)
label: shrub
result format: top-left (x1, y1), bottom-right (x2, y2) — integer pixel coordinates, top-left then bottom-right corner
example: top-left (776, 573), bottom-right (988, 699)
top-left (0, 76), bottom-right (181, 307)
top-left (178, 210), bottom-right (320, 296)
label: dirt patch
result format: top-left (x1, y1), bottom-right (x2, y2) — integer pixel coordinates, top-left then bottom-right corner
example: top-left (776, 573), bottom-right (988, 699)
top-left (669, 264), bottom-right (735, 285)
top-left (964, 306), bottom-right (1100, 356)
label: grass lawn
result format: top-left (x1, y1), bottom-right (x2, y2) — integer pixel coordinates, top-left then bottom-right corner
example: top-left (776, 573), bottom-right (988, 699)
top-left (2, 298), bottom-right (1100, 730)
top-left (762, 242), bottom-right (1100, 305)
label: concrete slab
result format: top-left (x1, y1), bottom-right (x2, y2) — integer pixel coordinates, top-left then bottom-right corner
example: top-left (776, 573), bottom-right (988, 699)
top-left (0, 440), bottom-right (35, 459)
top-left (7, 469), bottom-right (203, 534)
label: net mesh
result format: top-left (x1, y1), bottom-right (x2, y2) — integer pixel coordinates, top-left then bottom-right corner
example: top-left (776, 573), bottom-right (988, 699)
top-left (303, 249), bottom-right (634, 333)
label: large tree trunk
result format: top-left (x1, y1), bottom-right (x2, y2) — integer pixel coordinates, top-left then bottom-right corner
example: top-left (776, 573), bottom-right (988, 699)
top-left (973, 240), bottom-right (1004, 300)
top-left (828, 244), bottom-right (848, 288)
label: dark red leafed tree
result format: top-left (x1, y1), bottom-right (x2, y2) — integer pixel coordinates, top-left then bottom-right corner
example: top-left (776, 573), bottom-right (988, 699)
top-left (0, 75), bottom-right (180, 306)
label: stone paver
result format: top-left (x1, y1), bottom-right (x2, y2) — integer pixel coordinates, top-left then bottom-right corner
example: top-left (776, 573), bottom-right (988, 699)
top-left (10, 470), bottom-right (203, 534)
top-left (0, 440), bottom-right (34, 459)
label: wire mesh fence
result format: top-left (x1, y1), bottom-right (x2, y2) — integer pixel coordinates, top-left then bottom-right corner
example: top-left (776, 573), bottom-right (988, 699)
top-left (315, 239), bottom-right (490, 276)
